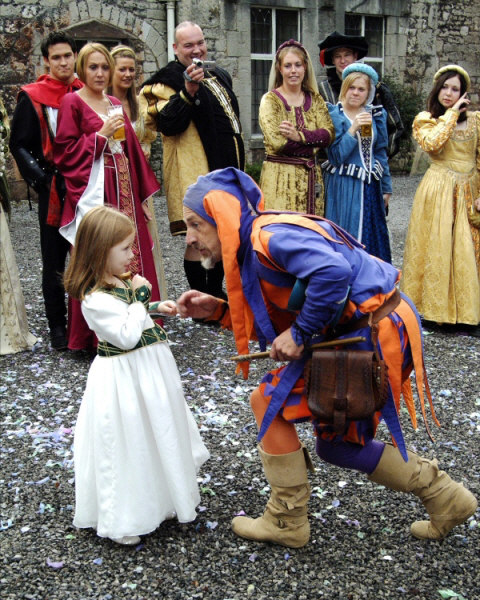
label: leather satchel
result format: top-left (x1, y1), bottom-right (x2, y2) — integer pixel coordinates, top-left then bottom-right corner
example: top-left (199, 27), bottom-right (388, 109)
top-left (305, 348), bottom-right (389, 433)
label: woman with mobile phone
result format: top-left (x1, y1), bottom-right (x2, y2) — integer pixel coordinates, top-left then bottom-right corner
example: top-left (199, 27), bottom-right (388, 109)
top-left (401, 65), bottom-right (480, 336)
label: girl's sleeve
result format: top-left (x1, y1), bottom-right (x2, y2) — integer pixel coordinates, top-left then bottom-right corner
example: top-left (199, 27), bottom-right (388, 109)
top-left (53, 94), bottom-right (108, 174)
top-left (81, 292), bottom-right (151, 350)
top-left (326, 106), bottom-right (358, 165)
top-left (259, 92), bottom-right (288, 154)
top-left (413, 109), bottom-right (458, 154)
top-left (302, 94), bottom-right (335, 147)
top-left (373, 108), bottom-right (392, 194)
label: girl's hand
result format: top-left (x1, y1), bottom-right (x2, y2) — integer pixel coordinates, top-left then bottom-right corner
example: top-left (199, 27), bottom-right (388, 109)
top-left (131, 274), bottom-right (152, 291)
top-left (278, 120), bottom-right (301, 142)
top-left (155, 300), bottom-right (177, 316)
top-left (453, 92), bottom-right (470, 113)
top-left (142, 201), bottom-right (153, 221)
top-left (349, 110), bottom-right (372, 135)
top-left (383, 193), bottom-right (391, 211)
top-left (98, 114), bottom-right (125, 138)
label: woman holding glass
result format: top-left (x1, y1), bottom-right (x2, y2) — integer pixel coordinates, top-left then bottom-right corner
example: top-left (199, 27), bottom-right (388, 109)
top-left (54, 43), bottom-right (161, 351)
top-left (109, 44), bottom-right (167, 298)
top-left (323, 62), bottom-right (392, 263)
top-left (258, 40), bottom-right (334, 215)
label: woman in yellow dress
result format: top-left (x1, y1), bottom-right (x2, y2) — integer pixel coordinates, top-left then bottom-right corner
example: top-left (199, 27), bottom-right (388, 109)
top-left (401, 65), bottom-right (480, 336)
top-left (0, 95), bottom-right (38, 354)
top-left (259, 40), bottom-right (334, 215)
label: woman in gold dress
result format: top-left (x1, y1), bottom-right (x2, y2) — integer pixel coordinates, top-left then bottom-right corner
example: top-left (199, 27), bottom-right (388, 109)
top-left (259, 40), bottom-right (334, 215)
top-left (401, 65), bottom-right (480, 335)
top-left (0, 95), bottom-right (38, 354)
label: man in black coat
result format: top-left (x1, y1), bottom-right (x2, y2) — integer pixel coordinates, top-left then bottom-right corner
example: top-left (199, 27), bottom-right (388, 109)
top-left (318, 31), bottom-right (404, 158)
top-left (9, 31), bottom-right (83, 349)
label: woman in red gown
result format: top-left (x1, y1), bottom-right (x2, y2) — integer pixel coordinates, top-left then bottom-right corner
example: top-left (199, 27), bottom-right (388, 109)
top-left (54, 43), bottom-right (161, 351)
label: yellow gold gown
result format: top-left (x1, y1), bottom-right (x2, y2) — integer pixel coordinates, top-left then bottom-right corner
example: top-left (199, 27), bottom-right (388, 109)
top-left (259, 90), bottom-right (334, 215)
top-left (401, 109), bottom-right (480, 325)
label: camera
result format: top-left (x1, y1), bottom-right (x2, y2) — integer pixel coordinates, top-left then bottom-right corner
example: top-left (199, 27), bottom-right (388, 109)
top-left (192, 58), bottom-right (216, 71)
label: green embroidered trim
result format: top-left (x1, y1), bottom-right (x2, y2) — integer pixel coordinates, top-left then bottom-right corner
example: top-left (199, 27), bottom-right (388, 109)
top-left (97, 324), bottom-right (168, 357)
top-left (95, 283), bottom-right (166, 357)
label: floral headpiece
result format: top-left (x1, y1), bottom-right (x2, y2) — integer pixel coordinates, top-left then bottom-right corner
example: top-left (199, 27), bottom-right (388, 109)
top-left (433, 65), bottom-right (471, 91)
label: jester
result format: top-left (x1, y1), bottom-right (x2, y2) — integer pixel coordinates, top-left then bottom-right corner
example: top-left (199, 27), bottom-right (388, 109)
top-left (177, 167), bottom-right (477, 548)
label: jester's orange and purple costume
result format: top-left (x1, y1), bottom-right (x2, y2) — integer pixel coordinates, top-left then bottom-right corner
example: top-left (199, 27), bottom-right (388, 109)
top-left (183, 167), bottom-right (477, 548)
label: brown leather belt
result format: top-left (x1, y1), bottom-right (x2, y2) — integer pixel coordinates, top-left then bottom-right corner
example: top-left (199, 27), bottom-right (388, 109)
top-left (329, 288), bottom-right (401, 338)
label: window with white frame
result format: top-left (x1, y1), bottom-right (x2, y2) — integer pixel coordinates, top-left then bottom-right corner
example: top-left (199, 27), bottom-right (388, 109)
top-left (345, 14), bottom-right (384, 77)
top-left (251, 7), bottom-right (301, 134)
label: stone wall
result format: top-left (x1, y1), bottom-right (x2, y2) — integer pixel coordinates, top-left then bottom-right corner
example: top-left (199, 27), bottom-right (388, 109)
top-left (1, 0), bottom-right (479, 194)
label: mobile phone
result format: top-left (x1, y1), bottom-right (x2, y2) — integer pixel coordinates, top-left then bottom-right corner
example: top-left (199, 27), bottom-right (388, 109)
top-left (459, 94), bottom-right (469, 110)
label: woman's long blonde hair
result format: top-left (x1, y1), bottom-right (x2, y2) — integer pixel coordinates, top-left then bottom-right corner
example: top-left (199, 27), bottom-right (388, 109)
top-left (109, 45), bottom-right (138, 122)
top-left (64, 206), bottom-right (135, 301)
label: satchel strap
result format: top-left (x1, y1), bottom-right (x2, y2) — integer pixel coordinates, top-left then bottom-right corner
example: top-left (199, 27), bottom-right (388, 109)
top-left (333, 350), bottom-right (348, 432)
top-left (329, 288), bottom-right (401, 339)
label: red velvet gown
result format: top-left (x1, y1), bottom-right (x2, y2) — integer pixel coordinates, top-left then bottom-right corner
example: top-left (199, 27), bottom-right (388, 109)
top-left (54, 93), bottom-right (161, 350)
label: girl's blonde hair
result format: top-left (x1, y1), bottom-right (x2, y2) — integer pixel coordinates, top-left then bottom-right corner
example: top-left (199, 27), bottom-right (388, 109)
top-left (109, 45), bottom-right (138, 122)
top-left (76, 42), bottom-right (115, 87)
top-left (64, 206), bottom-right (135, 300)
top-left (268, 43), bottom-right (319, 94)
top-left (339, 72), bottom-right (370, 104)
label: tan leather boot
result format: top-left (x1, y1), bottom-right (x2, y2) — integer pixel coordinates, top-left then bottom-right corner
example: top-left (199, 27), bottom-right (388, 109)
top-left (231, 444), bottom-right (312, 548)
top-left (368, 444), bottom-right (477, 539)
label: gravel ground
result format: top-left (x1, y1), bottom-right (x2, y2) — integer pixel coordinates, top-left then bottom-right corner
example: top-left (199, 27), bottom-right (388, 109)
top-left (1, 175), bottom-right (479, 600)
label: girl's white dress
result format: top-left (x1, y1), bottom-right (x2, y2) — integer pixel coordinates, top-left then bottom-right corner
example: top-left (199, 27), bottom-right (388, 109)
top-left (73, 285), bottom-right (210, 539)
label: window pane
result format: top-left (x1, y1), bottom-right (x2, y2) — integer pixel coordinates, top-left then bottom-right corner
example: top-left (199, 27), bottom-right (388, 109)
top-left (251, 60), bottom-right (271, 134)
top-left (345, 14), bottom-right (361, 36)
top-left (276, 10), bottom-right (299, 47)
top-left (365, 17), bottom-right (383, 58)
top-left (251, 8), bottom-right (272, 54)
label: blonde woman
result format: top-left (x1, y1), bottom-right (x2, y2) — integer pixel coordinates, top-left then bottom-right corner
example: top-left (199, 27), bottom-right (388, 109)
top-left (109, 44), bottom-right (167, 298)
top-left (259, 40), bottom-right (334, 215)
top-left (54, 43), bottom-right (161, 351)
top-left (324, 62), bottom-right (392, 263)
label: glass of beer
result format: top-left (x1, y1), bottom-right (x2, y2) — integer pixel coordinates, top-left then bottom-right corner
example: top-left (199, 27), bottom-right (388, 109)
top-left (360, 109), bottom-right (372, 137)
top-left (107, 105), bottom-right (126, 141)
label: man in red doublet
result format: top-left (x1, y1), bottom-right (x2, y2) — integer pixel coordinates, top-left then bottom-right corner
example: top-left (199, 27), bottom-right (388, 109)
top-left (10, 30), bottom-right (83, 349)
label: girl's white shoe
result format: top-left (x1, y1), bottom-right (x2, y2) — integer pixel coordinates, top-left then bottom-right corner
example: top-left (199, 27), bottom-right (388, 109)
top-left (110, 535), bottom-right (141, 546)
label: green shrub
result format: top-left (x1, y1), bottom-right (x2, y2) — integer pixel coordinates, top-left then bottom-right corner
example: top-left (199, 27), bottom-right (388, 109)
top-left (245, 161), bottom-right (263, 184)
top-left (382, 72), bottom-right (425, 152)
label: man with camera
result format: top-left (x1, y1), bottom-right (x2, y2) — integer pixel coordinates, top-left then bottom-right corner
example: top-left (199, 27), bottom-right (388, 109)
top-left (139, 21), bottom-right (244, 299)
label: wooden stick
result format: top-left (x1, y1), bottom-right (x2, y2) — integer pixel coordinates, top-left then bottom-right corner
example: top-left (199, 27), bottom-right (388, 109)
top-left (230, 336), bottom-right (367, 362)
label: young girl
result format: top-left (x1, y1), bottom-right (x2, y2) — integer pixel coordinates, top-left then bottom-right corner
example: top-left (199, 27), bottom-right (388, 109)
top-left (64, 206), bottom-right (210, 545)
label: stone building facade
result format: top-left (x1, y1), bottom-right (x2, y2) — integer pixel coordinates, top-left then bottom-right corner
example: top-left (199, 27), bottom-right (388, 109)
top-left (1, 0), bottom-right (479, 192)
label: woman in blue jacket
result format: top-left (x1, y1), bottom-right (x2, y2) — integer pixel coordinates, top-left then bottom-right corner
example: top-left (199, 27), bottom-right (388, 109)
top-left (324, 63), bottom-right (392, 262)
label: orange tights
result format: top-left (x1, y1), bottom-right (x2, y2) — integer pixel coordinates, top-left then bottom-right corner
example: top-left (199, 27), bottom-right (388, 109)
top-left (250, 388), bottom-right (300, 455)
